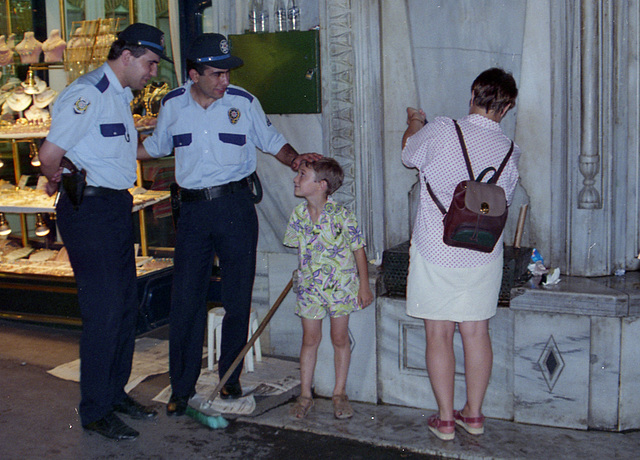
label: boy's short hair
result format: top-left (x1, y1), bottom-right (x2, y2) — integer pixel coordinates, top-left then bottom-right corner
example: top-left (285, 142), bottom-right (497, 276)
top-left (308, 157), bottom-right (344, 195)
top-left (471, 67), bottom-right (518, 114)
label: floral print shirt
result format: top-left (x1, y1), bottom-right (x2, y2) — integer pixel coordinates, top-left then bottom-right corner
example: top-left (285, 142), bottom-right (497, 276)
top-left (283, 198), bottom-right (365, 312)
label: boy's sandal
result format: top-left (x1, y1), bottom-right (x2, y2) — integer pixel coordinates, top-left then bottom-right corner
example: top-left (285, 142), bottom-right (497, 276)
top-left (289, 396), bottom-right (314, 419)
top-left (453, 410), bottom-right (485, 435)
top-left (332, 394), bottom-right (354, 419)
top-left (427, 414), bottom-right (455, 441)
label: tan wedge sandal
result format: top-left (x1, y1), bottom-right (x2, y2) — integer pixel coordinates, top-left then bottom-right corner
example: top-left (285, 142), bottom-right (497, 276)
top-left (332, 394), bottom-right (354, 419)
top-left (289, 396), bottom-right (314, 419)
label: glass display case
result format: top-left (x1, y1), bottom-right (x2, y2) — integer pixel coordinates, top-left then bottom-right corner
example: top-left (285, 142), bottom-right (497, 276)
top-left (0, 0), bottom-right (178, 329)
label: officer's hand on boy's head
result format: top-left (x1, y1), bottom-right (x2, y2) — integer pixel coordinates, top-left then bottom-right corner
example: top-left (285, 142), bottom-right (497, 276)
top-left (291, 152), bottom-right (323, 171)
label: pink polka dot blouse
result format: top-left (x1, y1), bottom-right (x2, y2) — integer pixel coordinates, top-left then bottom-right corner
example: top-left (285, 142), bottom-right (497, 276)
top-left (402, 114), bottom-right (521, 268)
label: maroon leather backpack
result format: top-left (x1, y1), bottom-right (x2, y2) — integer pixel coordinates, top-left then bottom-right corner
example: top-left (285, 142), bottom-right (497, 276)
top-left (426, 120), bottom-right (514, 253)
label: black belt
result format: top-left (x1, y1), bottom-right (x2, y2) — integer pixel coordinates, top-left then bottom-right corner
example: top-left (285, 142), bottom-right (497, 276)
top-left (179, 178), bottom-right (250, 202)
top-left (83, 186), bottom-right (129, 197)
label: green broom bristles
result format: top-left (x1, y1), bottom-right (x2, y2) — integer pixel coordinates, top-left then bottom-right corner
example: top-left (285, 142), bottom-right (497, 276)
top-left (186, 406), bottom-right (230, 429)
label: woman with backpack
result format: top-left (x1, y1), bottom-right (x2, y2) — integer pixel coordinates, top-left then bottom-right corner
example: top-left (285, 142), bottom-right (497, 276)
top-left (401, 68), bottom-right (521, 441)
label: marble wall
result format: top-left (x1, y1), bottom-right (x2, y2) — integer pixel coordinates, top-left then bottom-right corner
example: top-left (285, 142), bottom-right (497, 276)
top-left (378, 297), bottom-right (514, 420)
top-left (510, 273), bottom-right (640, 431)
top-left (372, 273), bottom-right (640, 432)
top-left (190, 1), bottom-right (640, 432)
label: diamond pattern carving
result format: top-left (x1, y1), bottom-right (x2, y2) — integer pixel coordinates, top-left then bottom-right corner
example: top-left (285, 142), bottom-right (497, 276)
top-left (537, 335), bottom-right (565, 391)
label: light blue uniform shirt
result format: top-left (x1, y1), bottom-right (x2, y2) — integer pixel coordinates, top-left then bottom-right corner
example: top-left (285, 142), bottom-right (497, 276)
top-left (46, 63), bottom-right (137, 189)
top-left (143, 80), bottom-right (287, 189)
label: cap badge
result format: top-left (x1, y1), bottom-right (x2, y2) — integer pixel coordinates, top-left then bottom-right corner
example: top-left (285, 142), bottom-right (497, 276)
top-left (73, 97), bottom-right (90, 114)
top-left (220, 39), bottom-right (230, 55)
top-left (228, 108), bottom-right (240, 124)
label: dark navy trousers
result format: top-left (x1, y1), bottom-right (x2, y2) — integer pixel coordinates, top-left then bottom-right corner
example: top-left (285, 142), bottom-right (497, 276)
top-left (56, 191), bottom-right (137, 426)
top-left (169, 187), bottom-right (258, 398)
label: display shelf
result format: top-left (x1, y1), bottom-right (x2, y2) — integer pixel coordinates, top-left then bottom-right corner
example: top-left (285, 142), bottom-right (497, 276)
top-left (0, 131), bottom-right (48, 140)
top-left (0, 264), bottom-right (174, 334)
top-left (0, 188), bottom-right (170, 214)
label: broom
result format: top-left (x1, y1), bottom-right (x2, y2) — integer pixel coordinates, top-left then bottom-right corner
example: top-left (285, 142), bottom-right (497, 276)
top-left (186, 277), bottom-right (294, 428)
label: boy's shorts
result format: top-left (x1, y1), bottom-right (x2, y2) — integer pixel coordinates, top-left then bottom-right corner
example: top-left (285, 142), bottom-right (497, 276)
top-left (295, 281), bottom-right (361, 320)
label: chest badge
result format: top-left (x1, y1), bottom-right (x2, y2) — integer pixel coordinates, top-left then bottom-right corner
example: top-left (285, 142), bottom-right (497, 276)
top-left (228, 108), bottom-right (240, 124)
top-left (73, 97), bottom-right (90, 114)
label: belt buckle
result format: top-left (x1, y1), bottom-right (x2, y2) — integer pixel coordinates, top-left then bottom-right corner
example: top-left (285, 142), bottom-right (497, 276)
top-left (204, 187), bottom-right (214, 201)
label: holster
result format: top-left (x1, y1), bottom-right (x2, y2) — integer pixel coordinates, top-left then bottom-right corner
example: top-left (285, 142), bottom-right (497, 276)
top-left (247, 171), bottom-right (263, 204)
top-left (59, 156), bottom-right (87, 210)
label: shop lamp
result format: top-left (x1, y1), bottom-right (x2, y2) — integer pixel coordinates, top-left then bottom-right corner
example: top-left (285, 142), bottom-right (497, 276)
top-left (0, 158), bottom-right (4, 168)
top-left (35, 213), bottom-right (50, 237)
top-left (29, 142), bottom-right (40, 167)
top-left (0, 213), bottom-right (11, 236)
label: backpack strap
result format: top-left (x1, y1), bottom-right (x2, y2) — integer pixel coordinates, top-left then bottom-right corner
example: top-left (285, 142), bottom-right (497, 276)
top-left (453, 120), bottom-right (475, 180)
top-left (488, 141), bottom-right (514, 184)
top-left (425, 179), bottom-right (447, 216)
top-left (454, 119), bottom-right (515, 184)
top-left (427, 120), bottom-right (515, 215)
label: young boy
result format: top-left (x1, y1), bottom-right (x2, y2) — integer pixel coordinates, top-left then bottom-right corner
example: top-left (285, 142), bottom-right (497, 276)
top-left (283, 158), bottom-right (374, 419)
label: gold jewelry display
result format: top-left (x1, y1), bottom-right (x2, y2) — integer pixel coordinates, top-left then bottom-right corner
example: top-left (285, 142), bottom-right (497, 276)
top-left (144, 82), bottom-right (170, 117)
top-left (1, 77), bottom-right (20, 92)
top-left (33, 89), bottom-right (57, 109)
top-left (22, 71), bottom-right (47, 95)
top-left (6, 92), bottom-right (32, 112)
top-left (24, 106), bottom-right (50, 122)
top-left (42, 29), bottom-right (67, 63)
top-left (15, 32), bottom-right (43, 65)
top-left (0, 35), bottom-right (12, 66)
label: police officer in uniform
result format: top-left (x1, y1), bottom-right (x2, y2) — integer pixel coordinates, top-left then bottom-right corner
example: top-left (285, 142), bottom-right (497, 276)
top-left (39, 23), bottom-right (172, 440)
top-left (139, 33), bottom-right (321, 415)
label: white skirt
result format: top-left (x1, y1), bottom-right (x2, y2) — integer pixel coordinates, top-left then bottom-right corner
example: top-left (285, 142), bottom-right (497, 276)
top-left (405, 243), bottom-right (503, 322)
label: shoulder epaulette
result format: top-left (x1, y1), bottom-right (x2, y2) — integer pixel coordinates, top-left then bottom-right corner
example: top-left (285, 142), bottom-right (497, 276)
top-left (226, 87), bottom-right (253, 102)
top-left (95, 74), bottom-right (110, 93)
top-left (162, 87), bottom-right (186, 106)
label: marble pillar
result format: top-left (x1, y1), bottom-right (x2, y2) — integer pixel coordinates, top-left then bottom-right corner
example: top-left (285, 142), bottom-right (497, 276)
top-left (550, 0), bottom-right (640, 275)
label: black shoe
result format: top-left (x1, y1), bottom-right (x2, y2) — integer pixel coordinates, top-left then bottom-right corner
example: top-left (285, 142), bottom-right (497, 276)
top-left (166, 394), bottom-right (189, 417)
top-left (113, 395), bottom-right (158, 420)
top-left (220, 382), bottom-right (242, 400)
top-left (83, 412), bottom-right (139, 440)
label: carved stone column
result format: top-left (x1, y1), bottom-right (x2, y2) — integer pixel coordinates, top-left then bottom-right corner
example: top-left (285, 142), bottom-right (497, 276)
top-left (577, 1), bottom-right (602, 210)
top-left (319, 0), bottom-right (385, 257)
top-left (550, 0), bottom-right (640, 275)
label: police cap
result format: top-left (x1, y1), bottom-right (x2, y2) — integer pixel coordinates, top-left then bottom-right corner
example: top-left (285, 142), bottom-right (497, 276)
top-left (186, 33), bottom-right (243, 70)
top-left (118, 23), bottom-right (172, 63)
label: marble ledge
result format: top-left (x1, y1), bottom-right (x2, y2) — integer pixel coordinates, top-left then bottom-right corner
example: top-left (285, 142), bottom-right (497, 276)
top-left (510, 272), bottom-right (640, 317)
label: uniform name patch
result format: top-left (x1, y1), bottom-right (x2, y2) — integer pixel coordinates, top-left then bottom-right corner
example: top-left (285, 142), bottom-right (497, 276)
top-left (228, 108), bottom-right (240, 124)
top-left (73, 97), bottom-right (90, 114)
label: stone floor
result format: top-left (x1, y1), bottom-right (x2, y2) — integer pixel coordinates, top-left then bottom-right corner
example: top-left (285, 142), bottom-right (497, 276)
top-left (1, 319), bottom-right (638, 459)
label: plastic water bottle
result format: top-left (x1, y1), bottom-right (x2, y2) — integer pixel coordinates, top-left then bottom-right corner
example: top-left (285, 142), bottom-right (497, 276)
top-left (287, 0), bottom-right (300, 31)
top-left (249, 0), bottom-right (261, 32)
top-left (258, 0), bottom-right (269, 33)
top-left (275, 0), bottom-right (288, 32)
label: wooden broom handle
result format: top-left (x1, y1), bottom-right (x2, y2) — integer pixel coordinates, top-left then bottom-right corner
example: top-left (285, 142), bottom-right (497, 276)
top-left (208, 277), bottom-right (293, 402)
